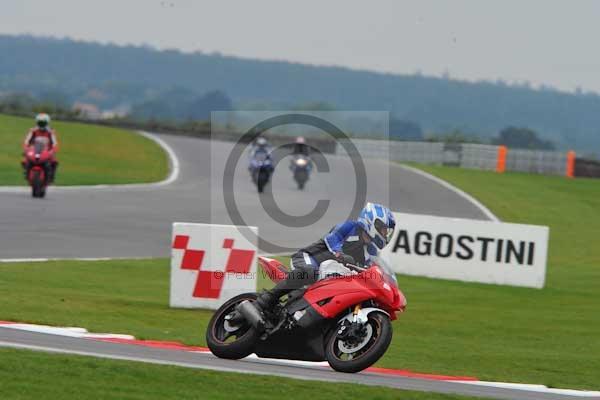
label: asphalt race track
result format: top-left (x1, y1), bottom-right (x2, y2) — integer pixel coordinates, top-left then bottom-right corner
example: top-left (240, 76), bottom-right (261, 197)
top-left (0, 327), bottom-right (590, 400)
top-left (4, 133), bottom-right (570, 400)
top-left (0, 133), bottom-right (492, 259)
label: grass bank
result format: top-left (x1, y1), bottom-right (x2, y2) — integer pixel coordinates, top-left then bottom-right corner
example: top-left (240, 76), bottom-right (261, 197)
top-left (0, 114), bottom-right (168, 185)
top-left (0, 348), bottom-right (479, 400)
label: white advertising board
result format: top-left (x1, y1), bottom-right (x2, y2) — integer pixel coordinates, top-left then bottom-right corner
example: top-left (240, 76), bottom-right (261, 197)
top-left (170, 222), bottom-right (258, 309)
top-left (381, 213), bottom-right (549, 288)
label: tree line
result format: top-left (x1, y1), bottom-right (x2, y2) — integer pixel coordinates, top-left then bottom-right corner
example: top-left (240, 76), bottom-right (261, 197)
top-left (1, 34), bottom-right (584, 151)
top-left (0, 92), bottom-right (556, 151)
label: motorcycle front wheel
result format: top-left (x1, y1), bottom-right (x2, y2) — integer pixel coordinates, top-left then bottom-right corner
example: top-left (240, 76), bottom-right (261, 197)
top-left (206, 293), bottom-right (260, 359)
top-left (31, 170), bottom-right (43, 198)
top-left (325, 311), bottom-right (392, 373)
top-left (257, 170), bottom-right (269, 193)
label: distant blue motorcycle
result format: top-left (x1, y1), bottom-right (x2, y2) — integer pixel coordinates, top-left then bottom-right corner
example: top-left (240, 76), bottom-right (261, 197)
top-left (249, 151), bottom-right (274, 193)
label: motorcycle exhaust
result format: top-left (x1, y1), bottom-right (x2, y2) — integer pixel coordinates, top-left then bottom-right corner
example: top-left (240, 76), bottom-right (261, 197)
top-left (236, 300), bottom-right (265, 331)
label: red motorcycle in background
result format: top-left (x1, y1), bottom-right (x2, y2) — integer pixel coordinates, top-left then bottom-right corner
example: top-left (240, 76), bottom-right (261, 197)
top-left (24, 137), bottom-right (53, 198)
top-left (207, 256), bottom-right (406, 373)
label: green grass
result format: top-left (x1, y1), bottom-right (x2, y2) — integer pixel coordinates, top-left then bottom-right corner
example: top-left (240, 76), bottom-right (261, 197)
top-left (0, 348), bottom-right (480, 400)
top-left (0, 258), bottom-right (279, 346)
top-left (1, 167), bottom-right (599, 389)
top-left (0, 114), bottom-right (168, 185)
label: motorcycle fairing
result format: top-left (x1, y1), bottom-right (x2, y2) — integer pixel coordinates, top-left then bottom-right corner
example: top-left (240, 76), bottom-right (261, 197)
top-left (302, 267), bottom-right (401, 321)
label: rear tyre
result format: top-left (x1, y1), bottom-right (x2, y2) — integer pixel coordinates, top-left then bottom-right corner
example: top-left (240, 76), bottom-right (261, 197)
top-left (206, 293), bottom-right (260, 359)
top-left (325, 312), bottom-right (392, 373)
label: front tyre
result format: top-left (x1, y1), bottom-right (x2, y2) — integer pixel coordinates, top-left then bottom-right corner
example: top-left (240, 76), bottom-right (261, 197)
top-left (31, 170), bottom-right (42, 198)
top-left (206, 293), bottom-right (260, 359)
top-left (257, 170), bottom-right (269, 193)
top-left (325, 312), bottom-right (392, 373)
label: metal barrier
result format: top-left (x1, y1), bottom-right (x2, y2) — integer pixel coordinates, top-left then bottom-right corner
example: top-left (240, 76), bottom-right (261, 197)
top-left (575, 158), bottom-right (600, 178)
top-left (505, 149), bottom-right (567, 175)
top-left (460, 144), bottom-right (498, 171)
top-left (337, 139), bottom-right (574, 177)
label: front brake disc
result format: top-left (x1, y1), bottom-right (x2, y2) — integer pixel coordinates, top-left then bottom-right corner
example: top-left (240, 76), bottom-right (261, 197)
top-left (337, 324), bottom-right (373, 353)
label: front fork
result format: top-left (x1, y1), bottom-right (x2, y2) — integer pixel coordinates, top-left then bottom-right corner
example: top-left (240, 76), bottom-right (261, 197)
top-left (352, 304), bottom-right (362, 323)
top-left (338, 304), bottom-right (363, 338)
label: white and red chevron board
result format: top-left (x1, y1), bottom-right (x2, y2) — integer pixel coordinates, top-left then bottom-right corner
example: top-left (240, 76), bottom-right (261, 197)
top-left (170, 222), bottom-right (258, 309)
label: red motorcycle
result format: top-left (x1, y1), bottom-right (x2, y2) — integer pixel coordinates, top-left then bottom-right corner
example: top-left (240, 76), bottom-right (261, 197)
top-left (24, 137), bottom-right (53, 198)
top-left (207, 256), bottom-right (406, 373)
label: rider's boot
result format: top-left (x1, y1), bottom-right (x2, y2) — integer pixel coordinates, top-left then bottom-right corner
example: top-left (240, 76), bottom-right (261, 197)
top-left (255, 266), bottom-right (317, 312)
top-left (255, 290), bottom-right (278, 311)
top-left (255, 285), bottom-right (289, 311)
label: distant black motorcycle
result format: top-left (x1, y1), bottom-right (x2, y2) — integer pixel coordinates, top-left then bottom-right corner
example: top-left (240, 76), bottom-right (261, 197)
top-left (291, 155), bottom-right (311, 190)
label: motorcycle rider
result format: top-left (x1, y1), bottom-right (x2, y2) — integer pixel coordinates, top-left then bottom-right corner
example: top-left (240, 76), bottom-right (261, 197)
top-left (290, 136), bottom-right (312, 172)
top-left (248, 136), bottom-right (274, 180)
top-left (256, 202), bottom-right (396, 310)
top-left (292, 136), bottom-right (310, 156)
top-left (22, 113), bottom-right (59, 182)
top-left (250, 136), bottom-right (273, 159)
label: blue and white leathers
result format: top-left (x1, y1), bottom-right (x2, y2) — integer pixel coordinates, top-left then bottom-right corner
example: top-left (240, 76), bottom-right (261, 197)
top-left (324, 220), bottom-right (378, 264)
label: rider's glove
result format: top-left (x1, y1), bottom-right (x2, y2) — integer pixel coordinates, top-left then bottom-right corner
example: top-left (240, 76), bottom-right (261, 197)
top-left (335, 252), bottom-right (356, 266)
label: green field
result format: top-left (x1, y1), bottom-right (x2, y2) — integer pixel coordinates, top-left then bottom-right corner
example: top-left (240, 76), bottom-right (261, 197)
top-left (0, 348), bottom-right (481, 400)
top-left (0, 114), bottom-right (168, 185)
top-left (1, 167), bottom-right (599, 390)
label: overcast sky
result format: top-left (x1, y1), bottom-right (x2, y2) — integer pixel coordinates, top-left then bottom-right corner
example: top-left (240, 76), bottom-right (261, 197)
top-left (2, 0), bottom-right (599, 93)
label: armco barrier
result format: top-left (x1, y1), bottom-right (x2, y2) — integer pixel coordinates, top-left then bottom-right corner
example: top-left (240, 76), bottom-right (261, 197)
top-left (505, 148), bottom-right (567, 175)
top-left (461, 143), bottom-right (499, 171)
top-left (575, 157), bottom-right (600, 178)
top-left (339, 139), bottom-right (578, 177)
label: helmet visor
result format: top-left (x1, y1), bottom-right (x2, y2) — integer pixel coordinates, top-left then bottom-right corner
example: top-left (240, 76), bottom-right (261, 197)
top-left (374, 219), bottom-right (394, 244)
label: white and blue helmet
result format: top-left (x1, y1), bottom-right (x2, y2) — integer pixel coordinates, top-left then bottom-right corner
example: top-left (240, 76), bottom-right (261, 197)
top-left (357, 202), bottom-right (396, 250)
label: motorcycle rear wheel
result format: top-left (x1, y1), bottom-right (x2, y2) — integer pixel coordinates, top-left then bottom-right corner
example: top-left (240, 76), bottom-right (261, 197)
top-left (325, 311), bottom-right (392, 373)
top-left (206, 293), bottom-right (261, 359)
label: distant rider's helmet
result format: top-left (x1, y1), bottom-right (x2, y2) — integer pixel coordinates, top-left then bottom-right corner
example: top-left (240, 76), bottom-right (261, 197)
top-left (36, 113), bottom-right (51, 130)
top-left (294, 136), bottom-right (308, 154)
top-left (357, 202), bottom-right (396, 250)
top-left (256, 137), bottom-right (268, 147)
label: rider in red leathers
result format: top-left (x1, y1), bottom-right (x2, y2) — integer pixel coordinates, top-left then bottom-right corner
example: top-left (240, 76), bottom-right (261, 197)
top-left (22, 113), bottom-right (59, 182)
